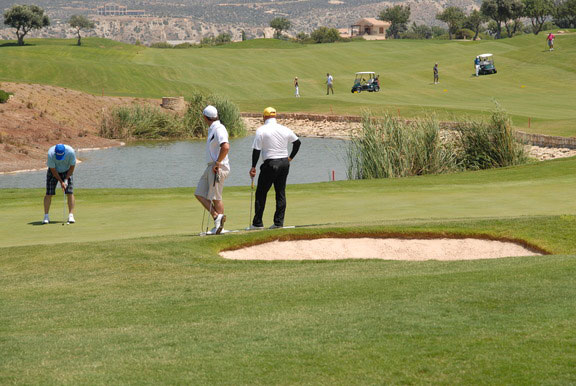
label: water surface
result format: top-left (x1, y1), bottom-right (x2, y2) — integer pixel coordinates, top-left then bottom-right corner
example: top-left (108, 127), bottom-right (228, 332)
top-left (0, 136), bottom-right (348, 188)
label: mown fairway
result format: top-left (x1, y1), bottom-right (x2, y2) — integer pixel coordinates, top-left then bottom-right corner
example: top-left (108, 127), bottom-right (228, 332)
top-left (1, 34), bottom-right (575, 135)
top-left (1, 157), bottom-right (576, 383)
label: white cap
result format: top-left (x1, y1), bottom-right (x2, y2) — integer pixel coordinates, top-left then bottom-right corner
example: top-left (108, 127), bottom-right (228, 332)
top-left (203, 105), bottom-right (218, 118)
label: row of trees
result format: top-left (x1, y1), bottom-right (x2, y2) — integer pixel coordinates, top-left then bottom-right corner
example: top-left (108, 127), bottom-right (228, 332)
top-left (379, 0), bottom-right (576, 40)
top-left (270, 17), bottom-right (344, 43)
top-left (3, 5), bottom-right (95, 46)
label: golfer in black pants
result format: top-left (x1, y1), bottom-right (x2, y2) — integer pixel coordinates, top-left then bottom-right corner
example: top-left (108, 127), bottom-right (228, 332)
top-left (249, 107), bottom-right (301, 229)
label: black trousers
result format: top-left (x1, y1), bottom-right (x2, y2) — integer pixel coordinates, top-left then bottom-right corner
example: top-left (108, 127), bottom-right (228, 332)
top-left (253, 158), bottom-right (290, 227)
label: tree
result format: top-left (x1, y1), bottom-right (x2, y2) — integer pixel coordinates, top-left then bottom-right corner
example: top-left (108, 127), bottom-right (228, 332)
top-left (310, 27), bottom-right (340, 43)
top-left (505, 1), bottom-right (525, 37)
top-left (69, 15), bottom-right (95, 46)
top-left (554, 0), bottom-right (576, 27)
top-left (3, 4), bottom-right (50, 46)
top-left (378, 5), bottom-right (411, 39)
top-left (409, 23), bottom-right (433, 39)
top-left (464, 9), bottom-right (488, 40)
top-left (481, 0), bottom-right (524, 38)
top-left (436, 6), bottom-right (467, 39)
top-left (522, 0), bottom-right (554, 34)
top-left (241, 30), bottom-right (246, 41)
top-left (269, 17), bottom-right (291, 39)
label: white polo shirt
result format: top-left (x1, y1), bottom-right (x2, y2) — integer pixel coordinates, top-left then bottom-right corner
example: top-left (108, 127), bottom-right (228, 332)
top-left (206, 120), bottom-right (230, 170)
top-left (252, 118), bottom-right (298, 161)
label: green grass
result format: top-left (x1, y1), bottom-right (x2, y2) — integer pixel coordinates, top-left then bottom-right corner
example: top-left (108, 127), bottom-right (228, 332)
top-left (2, 157), bottom-right (576, 383)
top-left (1, 34), bottom-right (575, 135)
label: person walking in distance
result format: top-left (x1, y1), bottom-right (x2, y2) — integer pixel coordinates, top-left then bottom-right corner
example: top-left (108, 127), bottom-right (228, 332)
top-left (547, 32), bottom-right (555, 51)
top-left (195, 105), bottom-right (230, 235)
top-left (294, 77), bottom-right (300, 97)
top-left (326, 73), bottom-right (334, 95)
top-left (249, 107), bottom-right (301, 229)
top-left (433, 63), bottom-right (439, 84)
top-left (474, 56), bottom-right (480, 77)
top-left (43, 143), bottom-right (76, 224)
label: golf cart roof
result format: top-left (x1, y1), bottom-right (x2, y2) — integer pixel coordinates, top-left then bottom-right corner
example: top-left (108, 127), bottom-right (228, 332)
top-left (478, 53), bottom-right (493, 58)
top-left (355, 72), bottom-right (376, 75)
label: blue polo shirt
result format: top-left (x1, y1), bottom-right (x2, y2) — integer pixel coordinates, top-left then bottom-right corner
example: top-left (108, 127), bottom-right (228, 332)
top-left (47, 145), bottom-right (76, 173)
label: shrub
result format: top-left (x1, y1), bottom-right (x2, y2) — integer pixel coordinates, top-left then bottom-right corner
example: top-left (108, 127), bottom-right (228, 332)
top-left (184, 91), bottom-right (246, 138)
top-left (310, 26), bottom-right (341, 43)
top-left (456, 28), bottom-right (475, 39)
top-left (0, 90), bottom-right (11, 103)
top-left (150, 41), bottom-right (174, 48)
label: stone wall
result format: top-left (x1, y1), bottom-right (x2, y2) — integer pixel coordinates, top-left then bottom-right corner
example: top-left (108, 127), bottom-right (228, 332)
top-left (161, 97), bottom-right (186, 112)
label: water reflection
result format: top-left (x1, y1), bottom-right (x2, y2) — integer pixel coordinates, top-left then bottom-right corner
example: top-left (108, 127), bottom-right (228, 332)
top-left (0, 136), bottom-right (348, 188)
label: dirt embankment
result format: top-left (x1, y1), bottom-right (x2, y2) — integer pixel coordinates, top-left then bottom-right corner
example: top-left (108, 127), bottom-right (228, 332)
top-left (0, 82), bottom-right (157, 173)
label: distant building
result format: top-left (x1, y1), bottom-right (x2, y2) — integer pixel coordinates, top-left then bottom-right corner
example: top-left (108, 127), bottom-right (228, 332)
top-left (96, 3), bottom-right (145, 16)
top-left (348, 18), bottom-right (390, 40)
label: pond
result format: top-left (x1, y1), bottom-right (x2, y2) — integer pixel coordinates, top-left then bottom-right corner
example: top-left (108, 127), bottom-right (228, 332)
top-left (0, 136), bottom-right (349, 189)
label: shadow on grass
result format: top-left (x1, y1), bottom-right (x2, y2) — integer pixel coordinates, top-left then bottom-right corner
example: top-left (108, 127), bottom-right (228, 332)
top-left (28, 221), bottom-right (70, 226)
top-left (0, 43), bottom-right (37, 48)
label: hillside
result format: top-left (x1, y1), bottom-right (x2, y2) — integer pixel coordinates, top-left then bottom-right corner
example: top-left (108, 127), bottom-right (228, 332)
top-left (1, 34), bottom-right (575, 136)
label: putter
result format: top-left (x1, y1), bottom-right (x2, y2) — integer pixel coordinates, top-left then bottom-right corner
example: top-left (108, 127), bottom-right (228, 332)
top-left (62, 180), bottom-right (69, 226)
top-left (248, 176), bottom-right (254, 229)
top-left (206, 170), bottom-right (218, 235)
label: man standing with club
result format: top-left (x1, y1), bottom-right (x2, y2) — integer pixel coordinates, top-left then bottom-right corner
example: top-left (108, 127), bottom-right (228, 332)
top-left (249, 107), bottom-right (301, 229)
top-left (43, 143), bottom-right (76, 224)
top-left (195, 105), bottom-right (230, 235)
top-left (326, 73), bottom-right (334, 95)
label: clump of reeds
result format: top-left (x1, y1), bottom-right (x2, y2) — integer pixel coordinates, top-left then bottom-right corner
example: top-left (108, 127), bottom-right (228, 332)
top-left (347, 105), bottom-right (528, 180)
top-left (347, 113), bottom-right (459, 180)
top-left (100, 92), bottom-right (246, 140)
top-left (99, 104), bottom-right (184, 139)
top-left (455, 104), bottom-right (528, 170)
top-left (184, 91), bottom-right (246, 138)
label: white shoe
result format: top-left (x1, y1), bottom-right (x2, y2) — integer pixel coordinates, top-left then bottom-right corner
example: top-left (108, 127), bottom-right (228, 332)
top-left (246, 225), bottom-right (264, 230)
top-left (68, 214), bottom-right (75, 223)
top-left (269, 224), bottom-right (283, 229)
top-left (42, 215), bottom-right (49, 224)
top-left (214, 214), bottom-right (226, 235)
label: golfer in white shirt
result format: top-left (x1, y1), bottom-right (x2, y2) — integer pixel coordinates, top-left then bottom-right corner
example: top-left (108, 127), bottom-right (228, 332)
top-left (249, 107), bottom-right (301, 229)
top-left (195, 105), bottom-right (230, 234)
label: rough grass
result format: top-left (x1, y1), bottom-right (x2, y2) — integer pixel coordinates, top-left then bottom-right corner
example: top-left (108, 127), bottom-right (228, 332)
top-left (0, 34), bottom-right (575, 135)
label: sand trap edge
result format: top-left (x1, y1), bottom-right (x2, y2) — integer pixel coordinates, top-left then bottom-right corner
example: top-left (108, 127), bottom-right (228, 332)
top-left (219, 231), bottom-right (550, 258)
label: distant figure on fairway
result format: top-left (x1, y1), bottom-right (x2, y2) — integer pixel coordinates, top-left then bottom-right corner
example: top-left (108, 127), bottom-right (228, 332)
top-left (294, 77), bottom-right (300, 97)
top-left (195, 105), bottom-right (230, 235)
top-left (249, 107), bottom-right (301, 229)
top-left (433, 63), bottom-right (439, 84)
top-left (43, 144), bottom-right (76, 224)
top-left (547, 32), bottom-right (555, 51)
top-left (326, 73), bottom-right (334, 95)
top-left (474, 56), bottom-right (480, 77)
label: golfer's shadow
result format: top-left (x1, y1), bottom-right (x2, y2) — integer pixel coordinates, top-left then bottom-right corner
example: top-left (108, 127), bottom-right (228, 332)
top-left (28, 221), bottom-right (67, 226)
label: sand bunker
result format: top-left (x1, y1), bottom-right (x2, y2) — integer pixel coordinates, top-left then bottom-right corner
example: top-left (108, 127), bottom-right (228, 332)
top-left (220, 238), bottom-right (542, 261)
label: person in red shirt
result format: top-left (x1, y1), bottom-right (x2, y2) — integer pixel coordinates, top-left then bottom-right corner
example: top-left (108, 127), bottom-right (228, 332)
top-left (547, 33), bottom-right (555, 51)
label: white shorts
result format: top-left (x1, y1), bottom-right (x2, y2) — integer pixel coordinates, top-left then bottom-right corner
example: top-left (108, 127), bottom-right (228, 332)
top-left (195, 163), bottom-right (229, 201)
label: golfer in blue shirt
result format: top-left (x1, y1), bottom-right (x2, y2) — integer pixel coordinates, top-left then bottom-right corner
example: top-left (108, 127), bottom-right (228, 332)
top-left (43, 144), bottom-right (76, 224)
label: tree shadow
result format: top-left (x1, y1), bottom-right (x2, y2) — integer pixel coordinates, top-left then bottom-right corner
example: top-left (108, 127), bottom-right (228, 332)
top-left (0, 42), bottom-right (37, 48)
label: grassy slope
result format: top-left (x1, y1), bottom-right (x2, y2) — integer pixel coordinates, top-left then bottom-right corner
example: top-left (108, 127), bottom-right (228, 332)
top-left (0, 34), bottom-right (575, 135)
top-left (0, 156), bottom-right (575, 248)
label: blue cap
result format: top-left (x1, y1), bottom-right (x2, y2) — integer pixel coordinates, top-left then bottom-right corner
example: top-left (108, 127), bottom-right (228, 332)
top-left (55, 144), bottom-right (66, 160)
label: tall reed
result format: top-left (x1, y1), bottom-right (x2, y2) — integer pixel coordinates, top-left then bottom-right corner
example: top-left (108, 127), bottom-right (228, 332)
top-left (347, 114), bottom-right (459, 180)
top-left (184, 91), bottom-right (246, 138)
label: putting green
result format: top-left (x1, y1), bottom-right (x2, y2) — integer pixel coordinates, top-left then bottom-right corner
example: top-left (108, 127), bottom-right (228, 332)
top-left (0, 33), bottom-right (575, 135)
top-left (1, 156), bottom-right (575, 248)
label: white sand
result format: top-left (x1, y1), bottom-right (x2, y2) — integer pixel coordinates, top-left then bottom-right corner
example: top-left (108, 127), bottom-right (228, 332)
top-left (220, 238), bottom-right (541, 261)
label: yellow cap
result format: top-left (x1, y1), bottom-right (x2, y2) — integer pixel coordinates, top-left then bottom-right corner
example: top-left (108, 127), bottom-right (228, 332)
top-left (263, 107), bottom-right (276, 117)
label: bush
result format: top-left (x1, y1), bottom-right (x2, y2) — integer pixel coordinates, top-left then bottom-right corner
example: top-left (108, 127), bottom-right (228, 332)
top-left (0, 89), bottom-right (11, 103)
top-left (184, 91), bottom-right (246, 138)
top-left (456, 28), bottom-right (475, 39)
top-left (150, 42), bottom-right (174, 48)
top-left (310, 26), bottom-right (341, 43)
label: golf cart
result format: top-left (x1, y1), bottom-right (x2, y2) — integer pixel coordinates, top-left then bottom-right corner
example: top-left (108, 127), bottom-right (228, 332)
top-left (478, 53), bottom-right (497, 75)
top-left (351, 72), bottom-right (380, 93)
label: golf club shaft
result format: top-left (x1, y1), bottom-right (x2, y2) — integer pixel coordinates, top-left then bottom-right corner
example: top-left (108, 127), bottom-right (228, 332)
top-left (249, 177), bottom-right (254, 227)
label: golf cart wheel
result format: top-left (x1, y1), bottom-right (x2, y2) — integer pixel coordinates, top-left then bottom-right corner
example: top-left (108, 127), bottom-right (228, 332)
top-left (493, 69), bottom-right (497, 74)
top-left (357, 88), bottom-right (361, 93)
top-left (374, 86), bottom-right (380, 92)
